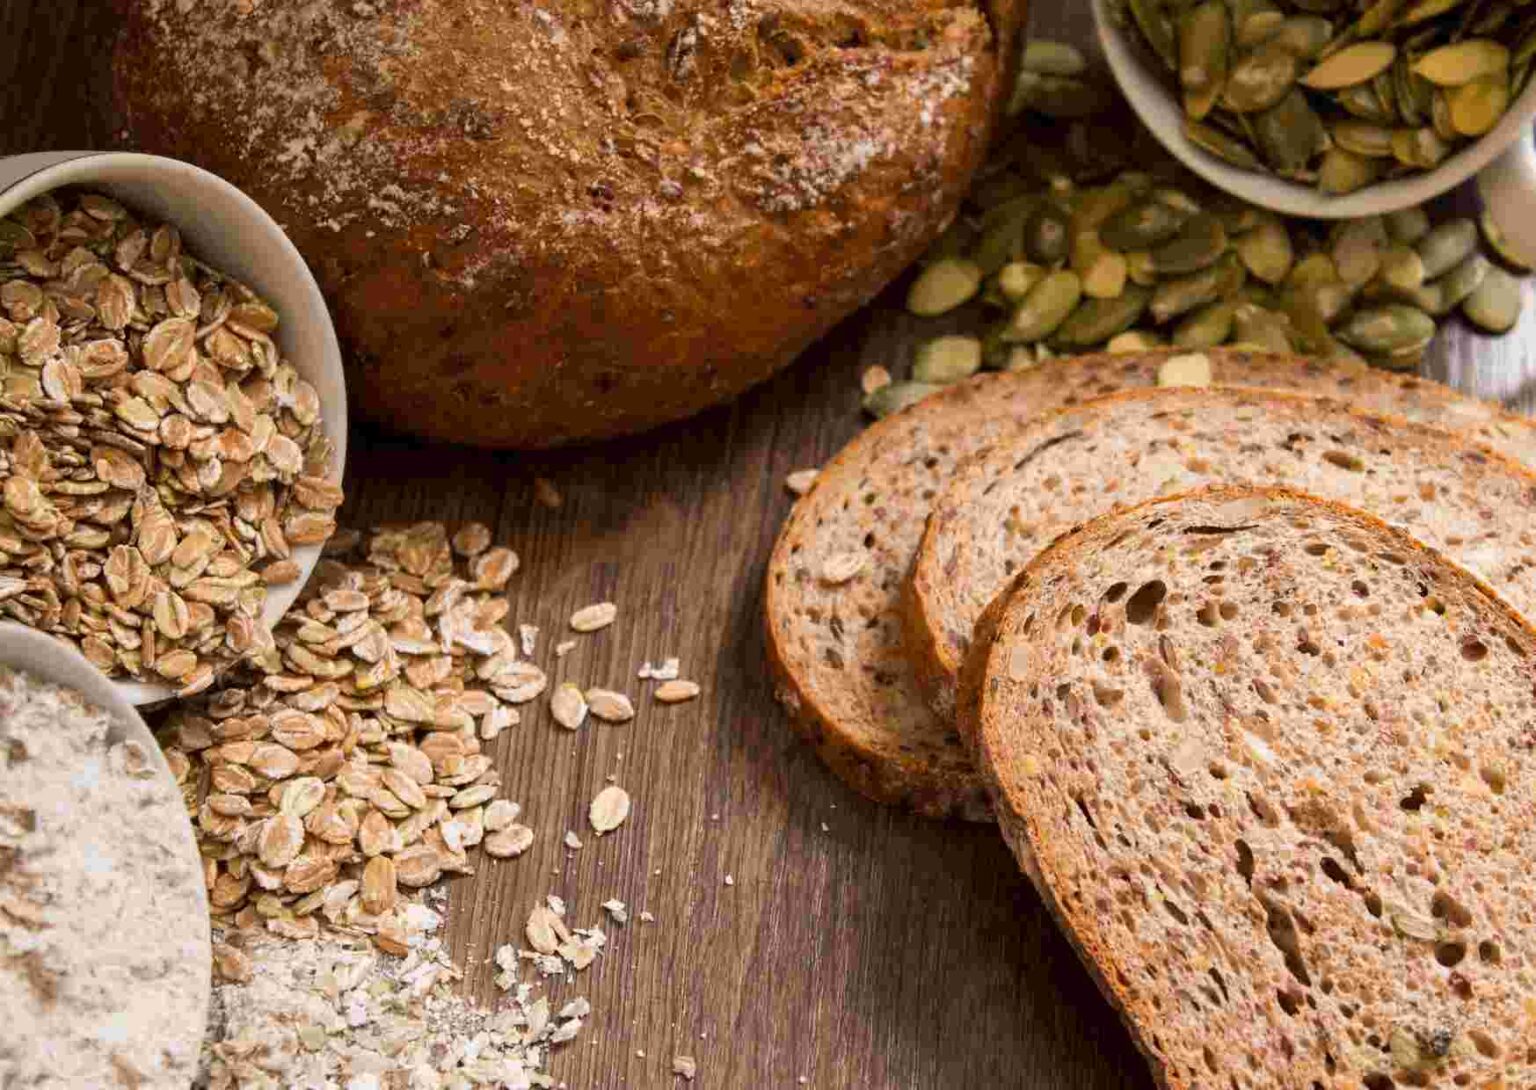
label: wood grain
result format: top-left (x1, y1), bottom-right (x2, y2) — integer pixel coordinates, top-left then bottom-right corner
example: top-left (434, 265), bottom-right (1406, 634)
top-left (6, 4), bottom-right (1533, 1088)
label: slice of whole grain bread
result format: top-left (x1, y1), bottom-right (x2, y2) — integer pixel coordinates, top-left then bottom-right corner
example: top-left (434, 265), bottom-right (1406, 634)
top-left (964, 486), bottom-right (1536, 1090)
top-left (764, 348), bottom-right (1536, 821)
top-left (910, 386), bottom-right (1536, 720)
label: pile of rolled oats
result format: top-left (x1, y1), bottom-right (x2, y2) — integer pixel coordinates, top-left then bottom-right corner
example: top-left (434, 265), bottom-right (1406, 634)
top-left (0, 189), bottom-right (341, 693)
top-left (157, 522), bottom-right (538, 954)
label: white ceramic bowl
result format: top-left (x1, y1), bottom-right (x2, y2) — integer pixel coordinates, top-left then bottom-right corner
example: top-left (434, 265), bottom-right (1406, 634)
top-left (0, 151), bottom-right (348, 705)
top-left (1092, 0), bottom-right (1536, 250)
top-left (0, 620), bottom-right (211, 1086)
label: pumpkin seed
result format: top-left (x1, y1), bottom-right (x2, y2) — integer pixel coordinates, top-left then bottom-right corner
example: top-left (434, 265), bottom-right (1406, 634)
top-left (1479, 207), bottom-right (1536, 272)
top-left (1071, 181), bottom-right (1136, 235)
top-left (1416, 218), bottom-right (1478, 278)
top-left (1154, 187), bottom-right (1205, 216)
top-left (907, 258), bottom-right (981, 316)
top-left (1430, 252), bottom-right (1490, 312)
top-left (1023, 39), bottom-right (1088, 77)
top-left (1006, 270), bottom-right (1083, 342)
top-left (1082, 249), bottom-right (1130, 299)
top-left (1151, 261), bottom-right (1229, 324)
top-left (971, 197), bottom-right (1035, 274)
top-left (1378, 245), bottom-right (1427, 294)
top-left (1337, 304), bottom-right (1437, 353)
top-left (1395, 60), bottom-right (1436, 125)
top-left (1234, 220), bottom-right (1294, 284)
top-left (1268, 15), bottom-right (1335, 58)
top-left (912, 335), bottom-right (984, 384)
top-left (1413, 39), bottom-right (1509, 86)
top-left (1385, 207), bottom-right (1432, 245)
top-left (1173, 300), bottom-right (1237, 348)
top-left (1332, 120), bottom-right (1396, 156)
top-left (1107, 330), bottom-right (1165, 352)
top-left (862, 382), bottom-right (943, 418)
top-left (1101, 199), bottom-right (1189, 250)
top-left (1126, 249), bottom-right (1159, 286)
top-left (1462, 263), bottom-right (1524, 332)
top-left (1012, 73), bottom-right (1113, 119)
top-left (996, 261), bottom-right (1047, 301)
top-left (1448, 73), bottom-right (1510, 135)
top-left (1180, 2), bottom-right (1232, 120)
top-left (1336, 81), bottom-right (1394, 120)
top-left (1254, 89), bottom-right (1328, 174)
top-left (1303, 41), bottom-right (1397, 89)
top-left (1185, 119), bottom-right (1264, 168)
top-left (1051, 285), bottom-right (1154, 348)
top-left (1223, 44), bottom-right (1300, 112)
top-left (1150, 214), bottom-right (1230, 275)
top-left (1233, 303), bottom-right (1295, 351)
top-left (1319, 146), bottom-right (1382, 193)
top-left (1401, 0), bottom-right (1467, 27)
top-left (1390, 126), bottom-right (1450, 169)
top-left (1431, 87), bottom-right (1460, 140)
top-left (1024, 203), bottom-right (1072, 264)
top-left (1129, 0), bottom-right (1180, 71)
top-left (1332, 218), bottom-right (1389, 287)
top-left (1237, 10), bottom-right (1287, 49)
top-left (1286, 276), bottom-right (1354, 325)
top-left (1289, 251), bottom-right (1341, 289)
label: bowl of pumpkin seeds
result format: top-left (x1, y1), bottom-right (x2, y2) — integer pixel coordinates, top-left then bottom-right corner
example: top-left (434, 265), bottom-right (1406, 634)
top-left (1094, 0), bottom-right (1536, 218)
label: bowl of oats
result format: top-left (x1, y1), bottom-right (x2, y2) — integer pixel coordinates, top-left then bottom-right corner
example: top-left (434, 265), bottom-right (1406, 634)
top-left (0, 620), bottom-right (211, 1089)
top-left (0, 152), bottom-right (348, 704)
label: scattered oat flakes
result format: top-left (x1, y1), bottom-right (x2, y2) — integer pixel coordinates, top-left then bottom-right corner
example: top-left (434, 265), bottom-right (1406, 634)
top-left (784, 468), bottom-right (819, 496)
top-left (724, 874), bottom-right (734, 886)
top-left (674, 1055), bottom-right (698, 1080)
top-left (518, 623), bottom-right (539, 657)
top-left (861, 364), bottom-right (892, 394)
top-left (533, 477), bottom-right (563, 509)
top-left (451, 522), bottom-right (491, 557)
top-left (654, 679), bottom-right (701, 704)
top-left (570, 601), bottom-right (617, 633)
top-left (550, 682), bottom-right (589, 730)
top-left (586, 688), bottom-right (636, 723)
top-left (601, 899), bottom-right (628, 924)
top-left (589, 785), bottom-right (631, 835)
top-left (484, 824), bottom-right (536, 859)
top-left (564, 830), bottom-right (584, 850)
top-left (638, 657), bottom-right (681, 681)
top-left (639, 911), bottom-right (656, 923)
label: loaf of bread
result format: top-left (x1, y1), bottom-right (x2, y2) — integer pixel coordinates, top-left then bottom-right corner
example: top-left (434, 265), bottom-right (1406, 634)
top-left (964, 486), bottom-right (1536, 1089)
top-left (112, 0), bottom-right (1024, 448)
top-left (909, 386), bottom-right (1536, 719)
top-left (764, 347), bottom-right (1536, 821)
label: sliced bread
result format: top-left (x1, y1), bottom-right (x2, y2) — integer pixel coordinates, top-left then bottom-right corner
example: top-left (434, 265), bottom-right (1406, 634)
top-left (910, 386), bottom-right (1536, 720)
top-left (964, 486), bottom-right (1536, 1090)
top-left (764, 348), bottom-right (1536, 820)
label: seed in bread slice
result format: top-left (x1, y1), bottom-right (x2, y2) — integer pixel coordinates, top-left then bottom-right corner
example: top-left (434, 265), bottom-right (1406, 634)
top-left (910, 386), bottom-right (1536, 721)
top-left (964, 486), bottom-right (1536, 1090)
top-left (764, 348), bottom-right (1536, 820)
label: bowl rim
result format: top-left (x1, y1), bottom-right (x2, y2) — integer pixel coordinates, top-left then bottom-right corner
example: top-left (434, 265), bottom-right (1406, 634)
top-left (0, 620), bottom-right (212, 1085)
top-left (1092, 0), bottom-right (1536, 219)
top-left (0, 150), bottom-right (348, 705)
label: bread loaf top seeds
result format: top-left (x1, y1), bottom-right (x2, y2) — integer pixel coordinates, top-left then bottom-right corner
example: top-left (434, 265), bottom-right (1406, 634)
top-left (966, 487), bottom-right (1536, 1090)
top-left (910, 386), bottom-right (1536, 719)
top-left (764, 348), bottom-right (1536, 820)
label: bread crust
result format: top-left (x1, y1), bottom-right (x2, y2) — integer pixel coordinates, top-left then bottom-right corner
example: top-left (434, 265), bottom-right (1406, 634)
top-left (766, 348), bottom-right (1536, 822)
top-left (112, 0), bottom-right (1024, 448)
top-left (964, 485), bottom-right (1536, 1089)
top-left (910, 384), bottom-right (1536, 722)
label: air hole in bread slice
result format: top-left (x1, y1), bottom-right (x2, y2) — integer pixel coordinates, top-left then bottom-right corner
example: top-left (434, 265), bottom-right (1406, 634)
top-left (1400, 784), bottom-right (1430, 812)
top-left (1125, 580), bottom-right (1167, 625)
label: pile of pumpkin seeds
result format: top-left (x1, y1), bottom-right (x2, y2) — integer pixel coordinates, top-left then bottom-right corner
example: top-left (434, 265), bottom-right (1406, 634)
top-left (1119, 0), bottom-right (1536, 191)
top-left (876, 47), bottom-right (1532, 417)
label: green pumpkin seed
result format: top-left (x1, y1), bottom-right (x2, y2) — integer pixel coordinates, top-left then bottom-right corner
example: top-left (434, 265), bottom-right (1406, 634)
top-left (1319, 147), bottom-right (1382, 194)
top-left (1289, 251), bottom-right (1342, 289)
top-left (1337, 304), bottom-right (1436, 353)
top-left (1267, 15), bottom-right (1335, 58)
top-left (1235, 220), bottom-right (1294, 284)
top-left (1332, 120), bottom-right (1396, 157)
top-left (1431, 87), bottom-right (1460, 141)
top-left (1345, 0), bottom-right (1409, 39)
top-left (1185, 119), bottom-right (1264, 169)
top-left (1430, 252), bottom-right (1490, 313)
top-left (1391, 127), bottom-right (1450, 169)
top-left (1288, 276), bottom-right (1354, 325)
top-left (1237, 10), bottom-right (1287, 49)
top-left (1173, 300), bottom-right (1237, 348)
top-left (912, 335), bottom-right (984, 384)
top-left (1107, 330), bottom-right (1165, 352)
top-left (1129, 0), bottom-right (1180, 71)
top-left (1303, 41), bottom-right (1396, 89)
top-left (923, 220), bottom-right (978, 265)
top-left (1126, 249), bottom-right (1159, 286)
top-left (1414, 40), bottom-right (1509, 87)
top-left (1023, 40), bottom-right (1088, 77)
top-left (863, 382), bottom-right (943, 418)
top-left (1006, 270), bottom-right (1083, 342)
top-left (1179, 2), bottom-right (1232, 120)
top-left (1051, 285), bottom-right (1154, 348)
top-left (1233, 303), bottom-right (1295, 352)
top-left (971, 196), bottom-right (1035, 274)
top-left (1332, 218), bottom-right (1388, 287)
top-left (1101, 199), bottom-right (1189, 250)
top-left (1337, 82), bottom-right (1394, 121)
top-left (1417, 218), bottom-right (1478, 278)
top-left (996, 261), bottom-right (1047, 301)
top-left (1462, 264), bottom-right (1524, 333)
top-left (1254, 89), bottom-right (1328, 174)
top-left (1154, 187), bottom-right (1205, 216)
top-left (1151, 262), bottom-right (1228, 324)
top-left (1150, 214), bottom-right (1230, 275)
top-left (1375, 66), bottom-right (1404, 122)
top-left (1223, 44), bottom-right (1300, 112)
top-left (1479, 208), bottom-right (1536, 273)
top-left (907, 258), bottom-right (982, 316)
top-left (1400, 0), bottom-right (1468, 27)
top-left (1024, 203), bottom-right (1072, 264)
top-left (1515, 22), bottom-right (1536, 73)
top-left (1071, 182), bottom-right (1136, 235)
top-left (1010, 73), bottom-right (1113, 119)
top-left (1378, 245), bottom-right (1427, 294)
top-left (1449, 74), bottom-right (1510, 136)
top-left (1385, 207), bottom-right (1432, 246)
top-left (1082, 248), bottom-right (1131, 300)
top-left (1395, 59), bottom-right (1436, 126)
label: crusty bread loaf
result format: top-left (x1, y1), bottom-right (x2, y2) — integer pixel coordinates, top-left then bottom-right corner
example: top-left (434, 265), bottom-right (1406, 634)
top-left (965, 486), bottom-right (1536, 1090)
top-left (112, 0), bottom-right (1024, 448)
top-left (764, 348), bottom-right (1536, 821)
top-left (911, 386), bottom-right (1536, 719)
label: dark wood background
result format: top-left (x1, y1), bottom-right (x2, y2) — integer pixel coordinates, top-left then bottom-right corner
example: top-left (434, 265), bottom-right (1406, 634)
top-left (9, 4), bottom-right (1534, 1087)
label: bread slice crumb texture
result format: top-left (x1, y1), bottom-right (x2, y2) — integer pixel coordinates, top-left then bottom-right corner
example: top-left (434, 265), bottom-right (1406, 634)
top-left (764, 349), bottom-right (1536, 820)
top-left (971, 486), bottom-right (1536, 1089)
top-left (912, 386), bottom-right (1536, 719)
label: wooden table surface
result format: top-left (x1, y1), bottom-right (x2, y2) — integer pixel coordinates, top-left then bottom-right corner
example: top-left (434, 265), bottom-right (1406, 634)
top-left (11, 4), bottom-right (1536, 1088)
